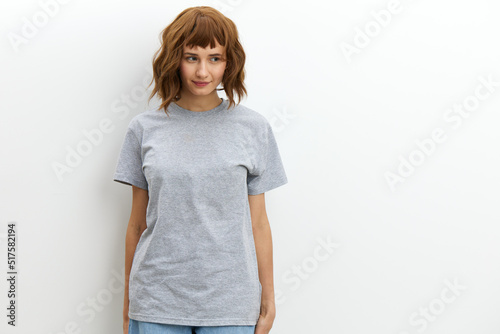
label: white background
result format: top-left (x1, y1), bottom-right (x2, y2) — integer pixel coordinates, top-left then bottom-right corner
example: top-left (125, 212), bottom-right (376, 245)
top-left (1, 0), bottom-right (500, 333)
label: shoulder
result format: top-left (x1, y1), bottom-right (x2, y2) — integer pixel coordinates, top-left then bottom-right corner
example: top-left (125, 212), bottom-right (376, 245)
top-left (228, 102), bottom-right (271, 131)
top-left (125, 108), bottom-right (164, 136)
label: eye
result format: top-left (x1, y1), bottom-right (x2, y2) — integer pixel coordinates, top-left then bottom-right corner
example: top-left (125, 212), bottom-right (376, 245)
top-left (185, 56), bottom-right (221, 62)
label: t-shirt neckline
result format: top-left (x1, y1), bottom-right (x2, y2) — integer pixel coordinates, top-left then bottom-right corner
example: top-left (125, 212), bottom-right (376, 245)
top-left (169, 98), bottom-right (229, 116)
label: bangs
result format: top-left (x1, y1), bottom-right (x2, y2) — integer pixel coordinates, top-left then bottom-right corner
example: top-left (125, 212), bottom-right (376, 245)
top-left (149, 6), bottom-right (247, 113)
top-left (183, 14), bottom-right (227, 49)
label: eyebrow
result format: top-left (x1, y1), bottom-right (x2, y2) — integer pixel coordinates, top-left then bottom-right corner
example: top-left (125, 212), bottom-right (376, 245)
top-left (184, 52), bottom-right (223, 56)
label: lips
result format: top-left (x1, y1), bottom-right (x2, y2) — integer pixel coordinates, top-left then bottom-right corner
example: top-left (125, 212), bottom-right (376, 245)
top-left (193, 81), bottom-right (210, 84)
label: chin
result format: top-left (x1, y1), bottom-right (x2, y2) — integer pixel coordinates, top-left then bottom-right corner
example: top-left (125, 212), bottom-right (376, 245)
top-left (190, 88), bottom-right (214, 95)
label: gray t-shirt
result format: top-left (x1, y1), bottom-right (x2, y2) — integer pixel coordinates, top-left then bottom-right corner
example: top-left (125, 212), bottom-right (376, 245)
top-left (113, 98), bottom-right (288, 326)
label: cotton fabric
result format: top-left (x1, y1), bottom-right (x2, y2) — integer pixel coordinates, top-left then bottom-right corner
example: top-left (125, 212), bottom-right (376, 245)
top-left (113, 98), bottom-right (288, 326)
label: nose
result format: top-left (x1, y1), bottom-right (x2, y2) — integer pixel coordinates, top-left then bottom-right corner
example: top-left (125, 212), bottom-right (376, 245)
top-left (196, 60), bottom-right (209, 78)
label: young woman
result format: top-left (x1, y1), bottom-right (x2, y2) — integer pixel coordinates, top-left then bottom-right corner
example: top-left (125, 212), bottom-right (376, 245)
top-left (113, 6), bottom-right (288, 334)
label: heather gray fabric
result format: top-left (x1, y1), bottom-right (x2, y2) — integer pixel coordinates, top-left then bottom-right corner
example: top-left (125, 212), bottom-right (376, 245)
top-left (113, 98), bottom-right (288, 326)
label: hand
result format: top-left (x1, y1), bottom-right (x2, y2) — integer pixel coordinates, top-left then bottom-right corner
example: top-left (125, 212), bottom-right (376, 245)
top-left (255, 301), bottom-right (275, 334)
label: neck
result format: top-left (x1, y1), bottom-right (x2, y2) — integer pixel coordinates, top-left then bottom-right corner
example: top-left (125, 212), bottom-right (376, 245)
top-left (175, 90), bottom-right (222, 112)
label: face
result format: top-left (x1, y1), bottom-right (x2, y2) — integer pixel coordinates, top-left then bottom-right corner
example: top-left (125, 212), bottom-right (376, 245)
top-left (178, 41), bottom-right (227, 97)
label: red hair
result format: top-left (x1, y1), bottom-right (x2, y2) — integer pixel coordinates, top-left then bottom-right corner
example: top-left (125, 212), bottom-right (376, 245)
top-left (147, 6), bottom-right (247, 115)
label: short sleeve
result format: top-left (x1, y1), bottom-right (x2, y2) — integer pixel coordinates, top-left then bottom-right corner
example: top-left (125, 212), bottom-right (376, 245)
top-left (113, 125), bottom-right (148, 190)
top-left (247, 122), bottom-right (288, 195)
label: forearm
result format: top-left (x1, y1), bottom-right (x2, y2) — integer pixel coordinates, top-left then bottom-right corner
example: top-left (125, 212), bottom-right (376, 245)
top-left (252, 219), bottom-right (275, 303)
top-left (124, 223), bottom-right (144, 318)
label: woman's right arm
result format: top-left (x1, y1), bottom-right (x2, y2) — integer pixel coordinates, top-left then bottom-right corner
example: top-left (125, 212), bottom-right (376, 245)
top-left (124, 185), bottom-right (149, 334)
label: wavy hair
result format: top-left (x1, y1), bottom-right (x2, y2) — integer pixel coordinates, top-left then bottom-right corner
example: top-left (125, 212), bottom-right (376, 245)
top-left (147, 6), bottom-right (247, 115)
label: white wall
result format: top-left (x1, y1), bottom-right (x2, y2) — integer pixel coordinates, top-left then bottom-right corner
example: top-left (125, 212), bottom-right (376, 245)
top-left (1, 0), bottom-right (499, 333)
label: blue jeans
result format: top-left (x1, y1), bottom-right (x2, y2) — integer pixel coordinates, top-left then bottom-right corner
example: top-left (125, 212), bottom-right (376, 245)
top-left (128, 318), bottom-right (256, 334)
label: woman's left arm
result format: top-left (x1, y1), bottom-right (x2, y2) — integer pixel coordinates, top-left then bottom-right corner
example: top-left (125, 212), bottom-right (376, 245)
top-left (249, 193), bottom-right (276, 334)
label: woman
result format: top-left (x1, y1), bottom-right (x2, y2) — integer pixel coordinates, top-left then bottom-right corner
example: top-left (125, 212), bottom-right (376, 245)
top-left (113, 6), bottom-right (288, 334)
